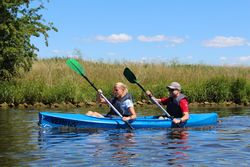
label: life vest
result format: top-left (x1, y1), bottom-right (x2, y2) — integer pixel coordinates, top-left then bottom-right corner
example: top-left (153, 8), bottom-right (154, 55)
top-left (166, 93), bottom-right (187, 118)
top-left (106, 93), bottom-right (133, 116)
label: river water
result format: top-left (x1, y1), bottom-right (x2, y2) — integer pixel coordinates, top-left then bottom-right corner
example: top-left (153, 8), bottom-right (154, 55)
top-left (0, 107), bottom-right (249, 166)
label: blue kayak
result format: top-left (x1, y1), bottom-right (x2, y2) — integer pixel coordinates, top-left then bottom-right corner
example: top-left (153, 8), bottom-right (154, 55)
top-left (39, 112), bottom-right (218, 129)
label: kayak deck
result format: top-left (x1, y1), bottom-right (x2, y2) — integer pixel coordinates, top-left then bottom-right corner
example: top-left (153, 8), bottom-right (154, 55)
top-left (39, 112), bottom-right (218, 129)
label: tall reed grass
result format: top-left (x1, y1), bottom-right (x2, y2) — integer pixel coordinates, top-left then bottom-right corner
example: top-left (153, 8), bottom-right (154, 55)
top-left (1, 58), bottom-right (250, 105)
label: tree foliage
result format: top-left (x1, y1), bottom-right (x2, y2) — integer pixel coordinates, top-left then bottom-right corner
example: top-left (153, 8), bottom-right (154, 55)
top-left (0, 0), bottom-right (57, 80)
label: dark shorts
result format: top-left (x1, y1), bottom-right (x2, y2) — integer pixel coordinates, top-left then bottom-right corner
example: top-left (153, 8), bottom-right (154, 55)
top-left (104, 114), bottom-right (131, 118)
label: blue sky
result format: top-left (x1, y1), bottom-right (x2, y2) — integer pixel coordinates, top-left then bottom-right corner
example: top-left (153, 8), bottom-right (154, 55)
top-left (32, 0), bottom-right (250, 66)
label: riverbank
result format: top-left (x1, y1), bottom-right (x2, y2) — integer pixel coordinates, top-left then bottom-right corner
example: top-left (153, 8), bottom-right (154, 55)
top-left (0, 100), bottom-right (249, 110)
top-left (0, 58), bottom-right (250, 106)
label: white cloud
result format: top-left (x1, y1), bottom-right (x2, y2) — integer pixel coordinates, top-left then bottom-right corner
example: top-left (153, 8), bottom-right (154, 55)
top-left (51, 49), bottom-right (71, 56)
top-left (52, 49), bottom-right (61, 54)
top-left (95, 33), bottom-right (132, 43)
top-left (106, 52), bottom-right (117, 56)
top-left (167, 36), bottom-right (185, 44)
top-left (137, 35), bottom-right (167, 42)
top-left (220, 56), bottom-right (227, 60)
top-left (137, 35), bottom-right (185, 44)
top-left (50, 49), bottom-right (80, 58)
top-left (239, 56), bottom-right (250, 61)
top-left (67, 55), bottom-right (79, 59)
top-left (203, 36), bottom-right (249, 48)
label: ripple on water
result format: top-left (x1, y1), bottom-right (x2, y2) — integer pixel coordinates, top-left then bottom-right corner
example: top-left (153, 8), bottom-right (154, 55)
top-left (1, 109), bottom-right (250, 166)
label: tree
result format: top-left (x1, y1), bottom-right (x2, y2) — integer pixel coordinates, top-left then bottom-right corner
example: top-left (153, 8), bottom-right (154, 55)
top-left (0, 0), bottom-right (57, 80)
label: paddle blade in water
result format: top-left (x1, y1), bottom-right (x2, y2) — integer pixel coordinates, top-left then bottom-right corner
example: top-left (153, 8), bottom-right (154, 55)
top-left (66, 58), bottom-right (85, 76)
top-left (123, 67), bottom-right (138, 83)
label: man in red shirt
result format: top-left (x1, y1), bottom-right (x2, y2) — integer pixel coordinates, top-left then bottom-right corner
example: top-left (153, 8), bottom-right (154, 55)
top-left (146, 82), bottom-right (189, 124)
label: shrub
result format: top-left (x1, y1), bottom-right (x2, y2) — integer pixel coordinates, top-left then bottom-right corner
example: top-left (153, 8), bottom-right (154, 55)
top-left (204, 77), bottom-right (231, 103)
top-left (230, 78), bottom-right (248, 104)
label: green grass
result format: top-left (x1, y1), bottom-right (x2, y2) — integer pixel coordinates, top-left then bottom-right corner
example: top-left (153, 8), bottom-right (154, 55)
top-left (1, 58), bottom-right (250, 105)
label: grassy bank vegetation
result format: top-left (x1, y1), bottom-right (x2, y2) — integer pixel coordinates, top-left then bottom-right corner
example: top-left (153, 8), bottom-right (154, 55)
top-left (1, 58), bottom-right (250, 107)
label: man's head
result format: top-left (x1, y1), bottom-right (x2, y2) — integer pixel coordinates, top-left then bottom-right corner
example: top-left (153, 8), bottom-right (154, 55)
top-left (167, 82), bottom-right (181, 97)
top-left (167, 82), bottom-right (181, 91)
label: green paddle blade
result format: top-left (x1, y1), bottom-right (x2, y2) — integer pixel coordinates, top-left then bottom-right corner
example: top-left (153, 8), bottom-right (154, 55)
top-left (66, 58), bottom-right (85, 76)
top-left (123, 67), bottom-right (138, 84)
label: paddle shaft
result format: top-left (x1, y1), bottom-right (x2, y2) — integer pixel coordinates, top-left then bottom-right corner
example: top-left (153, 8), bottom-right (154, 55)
top-left (81, 74), bottom-right (122, 118)
top-left (66, 59), bottom-right (134, 129)
top-left (81, 75), bottom-right (134, 129)
top-left (100, 93), bottom-right (134, 130)
top-left (123, 67), bottom-right (174, 120)
top-left (136, 82), bottom-right (173, 120)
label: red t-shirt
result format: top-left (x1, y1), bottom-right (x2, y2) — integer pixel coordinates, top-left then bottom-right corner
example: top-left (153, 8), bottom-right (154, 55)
top-left (160, 97), bottom-right (189, 113)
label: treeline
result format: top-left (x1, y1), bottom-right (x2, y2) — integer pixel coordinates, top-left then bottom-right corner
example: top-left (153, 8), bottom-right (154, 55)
top-left (0, 58), bottom-right (250, 106)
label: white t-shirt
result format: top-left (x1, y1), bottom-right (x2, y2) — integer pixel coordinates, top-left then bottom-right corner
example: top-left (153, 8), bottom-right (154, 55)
top-left (122, 99), bottom-right (134, 110)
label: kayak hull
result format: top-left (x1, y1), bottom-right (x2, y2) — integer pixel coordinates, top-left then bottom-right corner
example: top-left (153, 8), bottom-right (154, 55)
top-left (39, 112), bottom-right (218, 129)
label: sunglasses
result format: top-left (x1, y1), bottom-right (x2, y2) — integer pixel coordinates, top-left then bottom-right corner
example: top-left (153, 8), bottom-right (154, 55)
top-left (168, 88), bottom-right (178, 92)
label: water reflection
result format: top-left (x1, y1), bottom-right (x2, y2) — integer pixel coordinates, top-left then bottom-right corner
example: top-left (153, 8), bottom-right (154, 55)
top-left (37, 128), bottom-right (193, 166)
top-left (0, 109), bottom-right (39, 166)
top-left (1, 108), bottom-right (250, 166)
top-left (38, 127), bottom-right (99, 149)
top-left (107, 132), bottom-right (136, 166)
top-left (37, 128), bottom-right (137, 166)
top-left (166, 130), bottom-right (190, 166)
top-left (167, 129), bottom-right (189, 140)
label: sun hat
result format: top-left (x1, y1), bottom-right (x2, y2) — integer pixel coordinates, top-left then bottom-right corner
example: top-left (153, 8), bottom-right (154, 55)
top-left (167, 82), bottom-right (181, 91)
